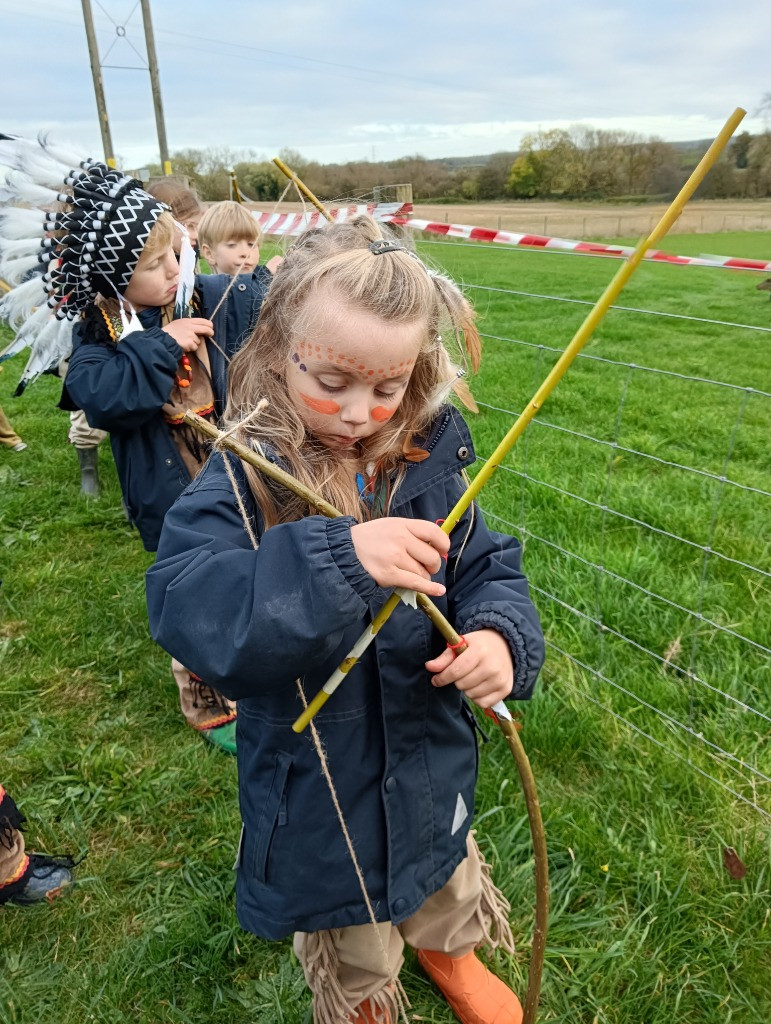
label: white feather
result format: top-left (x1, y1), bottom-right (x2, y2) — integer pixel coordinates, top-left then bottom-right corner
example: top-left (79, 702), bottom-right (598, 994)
top-left (0, 236), bottom-right (42, 260)
top-left (15, 315), bottom-right (74, 390)
top-left (14, 147), bottom-right (75, 189)
top-left (0, 254), bottom-right (42, 285)
top-left (0, 277), bottom-right (49, 327)
top-left (0, 208), bottom-right (47, 239)
top-left (38, 134), bottom-right (94, 173)
top-left (0, 304), bottom-right (52, 367)
top-left (0, 134), bottom-right (90, 191)
top-left (2, 300), bottom-right (51, 340)
top-left (174, 228), bottom-right (197, 319)
top-left (0, 331), bottom-right (27, 362)
top-left (3, 171), bottom-right (61, 207)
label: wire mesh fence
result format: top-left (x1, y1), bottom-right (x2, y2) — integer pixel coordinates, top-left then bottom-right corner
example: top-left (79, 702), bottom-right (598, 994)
top-left (420, 236), bottom-right (770, 819)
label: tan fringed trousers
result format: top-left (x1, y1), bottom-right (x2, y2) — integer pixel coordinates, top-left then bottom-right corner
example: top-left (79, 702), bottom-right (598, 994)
top-left (294, 832), bottom-right (515, 1024)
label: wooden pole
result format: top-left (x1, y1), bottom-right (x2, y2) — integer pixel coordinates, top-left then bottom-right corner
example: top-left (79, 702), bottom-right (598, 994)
top-left (80, 0), bottom-right (116, 168)
top-left (140, 0), bottom-right (172, 175)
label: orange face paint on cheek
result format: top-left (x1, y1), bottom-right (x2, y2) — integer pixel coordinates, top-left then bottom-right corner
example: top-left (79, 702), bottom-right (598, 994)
top-left (371, 406), bottom-right (395, 422)
top-left (300, 393), bottom-right (340, 415)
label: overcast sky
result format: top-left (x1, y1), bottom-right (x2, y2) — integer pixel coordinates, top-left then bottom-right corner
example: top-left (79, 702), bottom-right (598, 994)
top-left (2, 0), bottom-right (769, 171)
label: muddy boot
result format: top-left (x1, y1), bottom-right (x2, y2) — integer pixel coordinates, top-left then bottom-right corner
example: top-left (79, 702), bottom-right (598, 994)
top-left (76, 447), bottom-right (100, 496)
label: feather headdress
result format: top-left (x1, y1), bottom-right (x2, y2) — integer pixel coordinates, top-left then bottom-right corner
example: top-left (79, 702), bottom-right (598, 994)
top-left (0, 132), bottom-right (168, 393)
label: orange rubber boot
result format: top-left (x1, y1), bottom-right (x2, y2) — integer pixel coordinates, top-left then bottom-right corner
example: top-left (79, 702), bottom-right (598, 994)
top-left (352, 1000), bottom-right (390, 1024)
top-left (417, 948), bottom-right (523, 1024)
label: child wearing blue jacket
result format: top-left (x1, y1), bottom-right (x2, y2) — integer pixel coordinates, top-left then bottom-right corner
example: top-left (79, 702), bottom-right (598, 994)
top-left (63, 214), bottom-right (271, 750)
top-left (0, 139), bottom-right (269, 753)
top-left (146, 217), bottom-right (545, 1024)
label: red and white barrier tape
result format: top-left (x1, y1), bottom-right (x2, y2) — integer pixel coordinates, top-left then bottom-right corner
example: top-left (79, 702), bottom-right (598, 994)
top-left (388, 217), bottom-right (771, 273)
top-left (254, 201), bottom-right (412, 237)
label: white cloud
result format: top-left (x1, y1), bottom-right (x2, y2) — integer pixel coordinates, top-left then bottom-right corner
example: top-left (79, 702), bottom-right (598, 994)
top-left (1, 0), bottom-right (768, 166)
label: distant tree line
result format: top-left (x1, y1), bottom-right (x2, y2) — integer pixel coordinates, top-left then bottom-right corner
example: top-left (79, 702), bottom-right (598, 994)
top-left (146, 125), bottom-right (771, 204)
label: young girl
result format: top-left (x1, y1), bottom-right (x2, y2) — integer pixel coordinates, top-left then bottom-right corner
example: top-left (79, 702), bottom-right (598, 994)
top-left (146, 217), bottom-right (545, 1024)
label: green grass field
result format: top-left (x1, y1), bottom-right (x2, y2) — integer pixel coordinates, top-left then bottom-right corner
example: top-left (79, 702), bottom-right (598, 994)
top-left (1, 231), bottom-right (769, 1023)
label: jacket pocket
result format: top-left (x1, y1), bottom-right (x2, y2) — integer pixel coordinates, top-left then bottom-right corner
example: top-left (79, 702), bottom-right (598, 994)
top-left (252, 750), bottom-right (292, 884)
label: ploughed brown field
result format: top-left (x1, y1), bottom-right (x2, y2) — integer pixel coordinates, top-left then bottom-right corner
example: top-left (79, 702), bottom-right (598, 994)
top-left (253, 198), bottom-right (771, 239)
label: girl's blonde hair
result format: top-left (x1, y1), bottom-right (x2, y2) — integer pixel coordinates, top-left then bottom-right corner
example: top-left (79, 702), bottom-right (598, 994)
top-left (225, 215), bottom-right (480, 527)
top-left (141, 211), bottom-right (176, 262)
top-left (199, 200), bottom-right (262, 249)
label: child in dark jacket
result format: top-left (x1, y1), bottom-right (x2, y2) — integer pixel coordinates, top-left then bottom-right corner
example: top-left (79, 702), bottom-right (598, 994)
top-left (146, 217), bottom-right (544, 1024)
top-left (63, 212), bottom-right (270, 753)
top-left (0, 139), bottom-right (269, 754)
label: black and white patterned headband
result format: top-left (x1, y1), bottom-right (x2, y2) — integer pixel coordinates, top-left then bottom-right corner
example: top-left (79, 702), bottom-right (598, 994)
top-left (0, 133), bottom-right (168, 391)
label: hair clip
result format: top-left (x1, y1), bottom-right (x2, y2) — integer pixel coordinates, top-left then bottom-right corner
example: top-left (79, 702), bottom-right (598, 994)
top-left (369, 239), bottom-right (404, 256)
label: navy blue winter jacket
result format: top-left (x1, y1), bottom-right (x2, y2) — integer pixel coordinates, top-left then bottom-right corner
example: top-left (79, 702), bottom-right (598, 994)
top-left (146, 405), bottom-right (545, 938)
top-left (64, 268), bottom-right (271, 551)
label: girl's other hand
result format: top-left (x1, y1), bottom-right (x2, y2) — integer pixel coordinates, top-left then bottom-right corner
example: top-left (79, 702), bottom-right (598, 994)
top-left (425, 629), bottom-right (513, 708)
top-left (163, 317), bottom-right (214, 352)
top-left (351, 518), bottom-right (450, 597)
